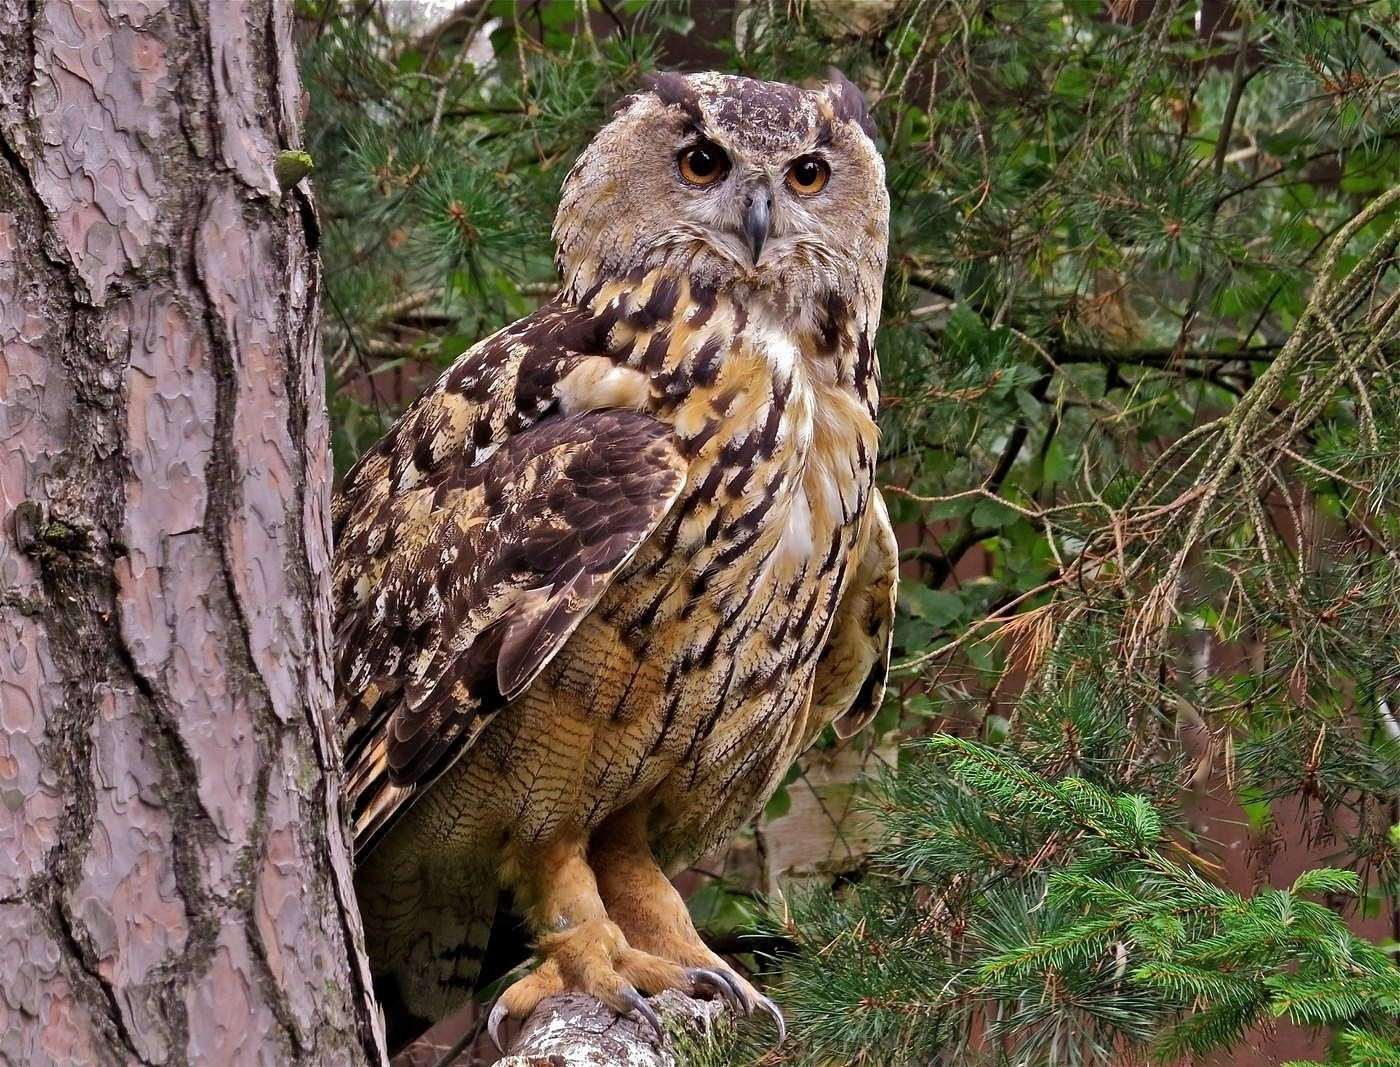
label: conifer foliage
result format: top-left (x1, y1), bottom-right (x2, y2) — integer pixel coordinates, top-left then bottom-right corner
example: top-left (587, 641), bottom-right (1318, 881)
top-left (300, 2), bottom-right (1400, 1063)
top-left (773, 734), bottom-right (1400, 1066)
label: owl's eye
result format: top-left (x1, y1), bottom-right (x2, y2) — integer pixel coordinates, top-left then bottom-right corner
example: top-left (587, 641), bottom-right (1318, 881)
top-left (786, 156), bottom-right (830, 196)
top-left (677, 141), bottom-right (729, 186)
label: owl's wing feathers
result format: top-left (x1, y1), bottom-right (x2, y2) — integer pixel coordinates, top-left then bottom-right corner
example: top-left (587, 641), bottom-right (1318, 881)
top-left (810, 490), bottom-right (899, 740)
top-left (339, 412), bottom-right (686, 850)
top-left (334, 309), bottom-right (685, 853)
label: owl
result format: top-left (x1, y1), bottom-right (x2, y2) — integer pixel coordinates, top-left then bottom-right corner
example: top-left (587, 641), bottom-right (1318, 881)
top-left (333, 70), bottom-right (896, 1050)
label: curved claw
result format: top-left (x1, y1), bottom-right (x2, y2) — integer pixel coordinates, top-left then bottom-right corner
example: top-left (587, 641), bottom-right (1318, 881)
top-left (755, 994), bottom-right (787, 1046)
top-left (620, 985), bottom-right (663, 1038)
top-left (487, 998), bottom-right (512, 1052)
top-left (684, 966), bottom-right (746, 1013)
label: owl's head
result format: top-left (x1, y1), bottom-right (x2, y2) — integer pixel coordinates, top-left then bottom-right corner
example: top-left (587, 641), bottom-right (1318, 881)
top-left (555, 71), bottom-right (888, 318)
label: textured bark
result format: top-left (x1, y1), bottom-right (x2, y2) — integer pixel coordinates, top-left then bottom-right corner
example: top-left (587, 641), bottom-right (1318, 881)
top-left (495, 992), bottom-right (722, 1067)
top-left (0, 1), bottom-right (385, 1064)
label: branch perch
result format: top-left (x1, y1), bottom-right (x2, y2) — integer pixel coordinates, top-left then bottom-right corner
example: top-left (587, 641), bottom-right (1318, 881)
top-left (494, 991), bottom-right (724, 1067)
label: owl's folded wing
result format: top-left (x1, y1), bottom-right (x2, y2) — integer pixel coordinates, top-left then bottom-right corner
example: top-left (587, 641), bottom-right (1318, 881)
top-left (809, 490), bottom-right (898, 742)
top-left (335, 408), bottom-right (685, 855)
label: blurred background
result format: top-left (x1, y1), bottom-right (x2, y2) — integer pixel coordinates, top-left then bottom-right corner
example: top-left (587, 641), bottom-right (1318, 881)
top-left (295, 2), bottom-right (1400, 1064)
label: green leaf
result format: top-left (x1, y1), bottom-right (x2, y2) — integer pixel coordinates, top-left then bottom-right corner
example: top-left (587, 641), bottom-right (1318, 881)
top-left (873, 691), bottom-right (903, 736)
top-left (1052, 64), bottom-right (1091, 101)
top-left (1042, 437), bottom-right (1073, 485)
top-left (893, 615), bottom-right (935, 652)
top-left (764, 785), bottom-right (792, 821)
top-left (971, 497), bottom-right (1019, 528)
top-left (927, 494), bottom-right (976, 521)
top-left (1014, 387), bottom-right (1042, 421)
top-left (900, 585), bottom-right (964, 627)
top-left (905, 693), bottom-right (939, 719)
top-left (1238, 789), bottom-right (1274, 830)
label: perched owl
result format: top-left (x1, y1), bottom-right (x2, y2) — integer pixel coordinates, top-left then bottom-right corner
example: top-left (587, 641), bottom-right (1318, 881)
top-left (333, 70), bottom-right (896, 1049)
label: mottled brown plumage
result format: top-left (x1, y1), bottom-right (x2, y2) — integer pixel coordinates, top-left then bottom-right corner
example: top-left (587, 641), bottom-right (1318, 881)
top-left (333, 70), bottom-right (895, 1046)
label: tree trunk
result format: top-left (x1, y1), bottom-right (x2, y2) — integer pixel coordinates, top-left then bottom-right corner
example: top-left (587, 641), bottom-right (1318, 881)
top-left (0, 2), bottom-right (385, 1063)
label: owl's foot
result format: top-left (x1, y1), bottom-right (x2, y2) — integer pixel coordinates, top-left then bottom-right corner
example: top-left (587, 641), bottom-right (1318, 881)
top-left (485, 917), bottom-right (747, 1050)
top-left (589, 806), bottom-right (787, 1046)
top-left (648, 948), bottom-right (786, 1044)
top-left (724, 968), bottom-right (786, 1042)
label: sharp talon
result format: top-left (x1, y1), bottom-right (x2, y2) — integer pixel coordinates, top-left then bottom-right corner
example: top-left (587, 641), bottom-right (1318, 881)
top-left (621, 985), bottom-right (663, 1037)
top-left (756, 995), bottom-right (786, 1045)
top-left (487, 998), bottom-right (511, 1051)
top-left (722, 969), bottom-right (757, 1013)
top-left (684, 967), bottom-right (745, 1012)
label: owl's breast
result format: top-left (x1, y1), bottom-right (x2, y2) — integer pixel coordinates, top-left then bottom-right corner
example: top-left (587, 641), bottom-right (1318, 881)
top-left (659, 308), bottom-right (875, 579)
top-left (578, 305), bottom-right (873, 807)
top-left (474, 272), bottom-right (882, 853)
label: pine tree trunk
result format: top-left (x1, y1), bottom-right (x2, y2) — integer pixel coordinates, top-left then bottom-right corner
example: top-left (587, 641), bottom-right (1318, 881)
top-left (0, 1), bottom-right (385, 1063)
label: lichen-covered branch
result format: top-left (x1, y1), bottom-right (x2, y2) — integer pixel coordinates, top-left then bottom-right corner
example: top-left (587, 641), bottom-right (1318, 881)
top-left (495, 992), bottom-right (723, 1067)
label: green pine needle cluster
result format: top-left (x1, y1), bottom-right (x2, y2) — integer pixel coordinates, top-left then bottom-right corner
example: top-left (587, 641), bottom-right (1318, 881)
top-left (768, 734), bottom-right (1400, 1066)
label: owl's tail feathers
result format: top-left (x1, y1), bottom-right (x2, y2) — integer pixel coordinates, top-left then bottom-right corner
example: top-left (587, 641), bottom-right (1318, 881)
top-left (476, 888), bottom-right (533, 991)
top-left (358, 856), bottom-right (505, 1054)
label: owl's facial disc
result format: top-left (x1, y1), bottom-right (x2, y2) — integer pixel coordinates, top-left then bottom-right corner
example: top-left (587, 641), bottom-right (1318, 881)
top-left (668, 135), bottom-right (839, 273)
top-left (555, 71), bottom-right (888, 309)
top-left (671, 135), bottom-right (770, 266)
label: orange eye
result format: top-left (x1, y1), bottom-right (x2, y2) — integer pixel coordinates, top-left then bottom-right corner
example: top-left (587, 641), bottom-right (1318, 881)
top-left (678, 141), bottom-right (729, 186)
top-left (786, 155), bottom-right (830, 195)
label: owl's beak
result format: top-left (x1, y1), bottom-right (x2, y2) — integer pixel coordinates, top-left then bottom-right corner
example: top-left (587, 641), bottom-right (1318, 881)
top-left (742, 186), bottom-right (773, 265)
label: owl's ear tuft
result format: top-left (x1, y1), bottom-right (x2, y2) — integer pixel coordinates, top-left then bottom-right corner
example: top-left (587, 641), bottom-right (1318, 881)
top-left (640, 71), bottom-right (704, 123)
top-left (823, 67), bottom-right (877, 142)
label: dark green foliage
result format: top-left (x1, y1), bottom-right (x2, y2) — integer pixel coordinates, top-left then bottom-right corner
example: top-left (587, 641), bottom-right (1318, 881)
top-left (764, 733), bottom-right (1400, 1066)
top-left (301, 2), bottom-right (1400, 1063)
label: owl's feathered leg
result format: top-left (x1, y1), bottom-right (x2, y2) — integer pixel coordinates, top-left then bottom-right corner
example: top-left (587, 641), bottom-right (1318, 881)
top-left (489, 831), bottom-right (742, 1049)
top-left (590, 805), bottom-right (786, 1042)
